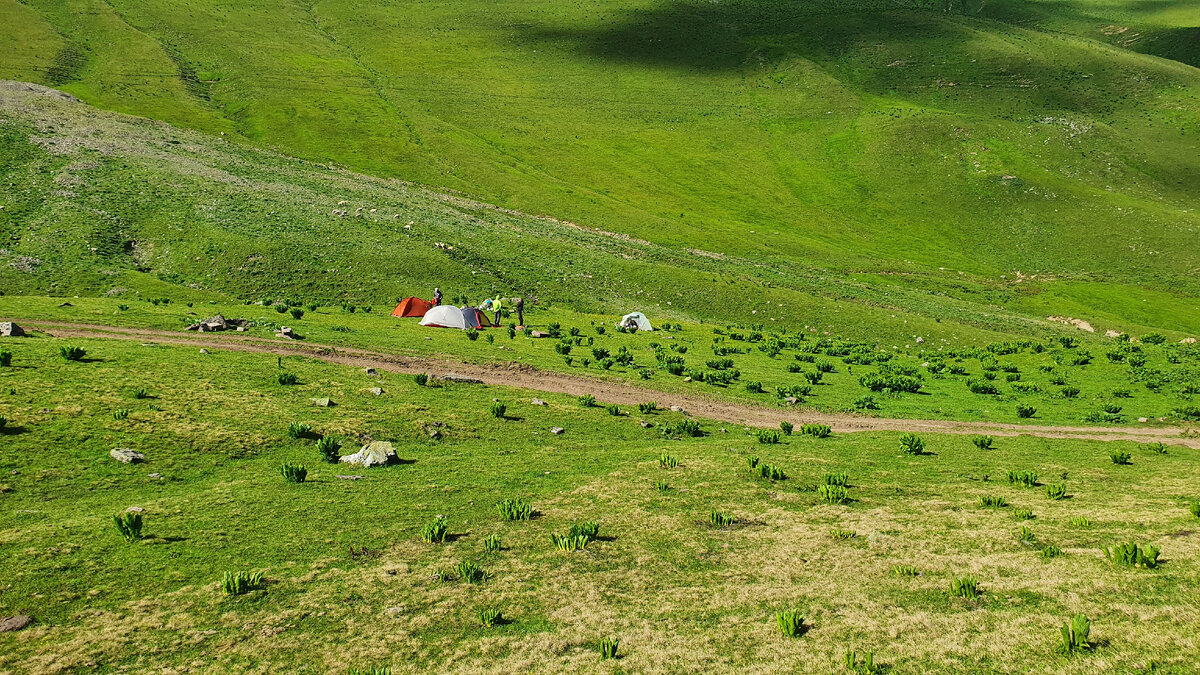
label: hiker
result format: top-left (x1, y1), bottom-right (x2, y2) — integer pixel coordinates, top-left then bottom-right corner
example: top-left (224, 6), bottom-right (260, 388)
top-left (433, 287), bottom-right (442, 306)
top-left (514, 297), bottom-right (524, 327)
top-left (492, 295), bottom-right (503, 326)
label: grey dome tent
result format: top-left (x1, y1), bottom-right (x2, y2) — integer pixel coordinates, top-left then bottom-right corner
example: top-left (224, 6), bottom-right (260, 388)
top-left (619, 312), bottom-right (654, 331)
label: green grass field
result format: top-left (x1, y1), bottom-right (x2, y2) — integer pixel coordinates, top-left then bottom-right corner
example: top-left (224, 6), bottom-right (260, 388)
top-left (2, 336), bottom-right (1199, 672)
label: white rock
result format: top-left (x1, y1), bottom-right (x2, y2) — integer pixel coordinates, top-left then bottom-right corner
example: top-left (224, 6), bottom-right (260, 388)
top-left (110, 448), bottom-right (145, 464)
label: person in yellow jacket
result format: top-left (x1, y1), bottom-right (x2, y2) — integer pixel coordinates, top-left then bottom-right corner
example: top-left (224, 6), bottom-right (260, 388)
top-left (491, 295), bottom-right (503, 326)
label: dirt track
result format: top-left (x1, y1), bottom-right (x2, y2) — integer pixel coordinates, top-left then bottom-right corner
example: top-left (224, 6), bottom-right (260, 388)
top-left (16, 319), bottom-right (1200, 448)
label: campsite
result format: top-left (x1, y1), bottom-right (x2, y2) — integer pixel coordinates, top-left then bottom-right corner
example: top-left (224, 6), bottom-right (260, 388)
top-left (2, 0), bottom-right (1200, 672)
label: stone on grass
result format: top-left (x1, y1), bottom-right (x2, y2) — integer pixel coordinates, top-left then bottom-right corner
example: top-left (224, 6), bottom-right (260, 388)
top-left (550, 427), bottom-right (564, 435)
top-left (670, 405), bottom-right (686, 413)
top-left (199, 349), bottom-right (209, 355)
top-left (364, 367), bottom-right (377, 375)
top-left (531, 398), bottom-right (546, 406)
top-left (639, 420), bottom-right (652, 428)
top-left (126, 506), bottom-right (145, 513)
top-left (0, 322), bottom-right (25, 337)
top-left (337, 475), bottom-right (364, 481)
top-left (339, 441), bottom-right (396, 468)
top-left (110, 448), bottom-right (145, 464)
top-left (368, 387), bottom-right (383, 396)
top-left (0, 615), bottom-right (33, 632)
top-left (311, 397), bottom-right (333, 407)
top-left (438, 374), bottom-right (483, 384)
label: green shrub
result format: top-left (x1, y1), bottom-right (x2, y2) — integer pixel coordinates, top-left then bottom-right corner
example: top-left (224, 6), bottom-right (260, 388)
top-left (279, 463), bottom-right (308, 483)
top-left (1110, 450), bottom-right (1132, 465)
top-left (967, 379), bottom-right (1000, 395)
top-left (0, 415), bottom-right (6, 430)
top-left (898, 433), bottom-right (925, 455)
top-left (606, 404), bottom-right (621, 416)
top-left (132, 387), bottom-right (150, 400)
top-left (1046, 483), bottom-right (1068, 500)
top-left (577, 394), bottom-right (596, 407)
top-left (803, 370), bottom-right (823, 385)
top-left (484, 534), bottom-right (502, 552)
top-left (638, 401), bottom-right (658, 414)
top-left (550, 532), bottom-right (589, 552)
top-left (421, 519), bottom-right (448, 543)
top-left (950, 575), bottom-right (980, 600)
top-left (489, 402), bottom-right (507, 419)
top-left (758, 464), bottom-right (786, 480)
top-left (275, 304), bottom-right (289, 313)
top-left (662, 419), bottom-right (702, 438)
top-left (289, 307), bottom-right (304, 320)
top-left (1189, 501), bottom-right (1200, 518)
top-left (316, 436), bottom-right (342, 463)
top-left (659, 453), bottom-right (679, 469)
top-left (478, 608), bottom-right (503, 628)
top-left (756, 429), bottom-right (780, 445)
top-left (1104, 542), bottom-right (1160, 569)
top-left (709, 510), bottom-right (736, 527)
top-left (853, 395), bottom-right (880, 410)
top-left (277, 371), bottom-right (299, 385)
top-left (113, 512), bottom-right (143, 542)
top-left (971, 435), bottom-right (993, 450)
top-left (776, 609), bottom-right (805, 637)
top-left (1069, 516), bottom-right (1091, 527)
top-left (569, 521), bottom-right (600, 543)
top-left (59, 345), bottom-right (87, 361)
top-left (1016, 404), bottom-right (1036, 419)
top-left (1058, 614), bottom-right (1092, 654)
top-left (0, 348), bottom-right (12, 367)
top-left (599, 637), bottom-right (619, 660)
top-left (414, 373), bottom-right (429, 386)
top-left (1041, 545), bottom-right (1063, 559)
top-left (829, 527), bottom-right (856, 540)
top-left (654, 480), bottom-right (671, 492)
top-left (1141, 442), bottom-right (1166, 455)
top-left (801, 423), bottom-right (831, 438)
top-left (891, 565), bottom-right (918, 577)
top-left (455, 560), bottom-right (484, 583)
top-left (1141, 333), bottom-right (1166, 345)
top-left (780, 421), bottom-right (794, 435)
top-left (744, 381), bottom-right (764, 393)
top-left (112, 408), bottom-right (129, 421)
top-left (843, 649), bottom-right (880, 674)
top-left (1006, 470), bottom-right (1038, 487)
top-left (465, 328), bottom-right (479, 341)
top-left (287, 421), bottom-right (313, 439)
top-left (977, 495), bottom-right (1008, 508)
top-left (347, 667), bottom-right (390, 675)
top-left (1016, 525), bottom-right (1036, 544)
top-left (496, 498), bottom-right (532, 521)
top-left (1013, 508), bottom-right (1034, 521)
top-left (818, 484), bottom-right (848, 505)
top-left (1061, 386), bottom-right (1081, 398)
top-left (823, 471), bottom-right (849, 487)
top-left (221, 570), bottom-right (264, 595)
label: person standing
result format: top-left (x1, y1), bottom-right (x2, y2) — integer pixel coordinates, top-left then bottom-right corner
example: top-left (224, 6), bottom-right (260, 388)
top-left (433, 287), bottom-right (442, 306)
top-left (514, 296), bottom-right (524, 327)
top-left (492, 295), bottom-right (503, 326)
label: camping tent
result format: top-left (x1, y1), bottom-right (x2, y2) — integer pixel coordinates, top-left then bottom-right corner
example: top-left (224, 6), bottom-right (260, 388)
top-left (421, 305), bottom-right (470, 329)
top-left (420, 306), bottom-right (494, 330)
top-left (619, 312), bottom-right (654, 331)
top-left (392, 297), bottom-right (432, 318)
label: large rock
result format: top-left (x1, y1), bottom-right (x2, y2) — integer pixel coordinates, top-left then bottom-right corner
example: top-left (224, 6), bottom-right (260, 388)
top-left (311, 397), bottom-right (333, 407)
top-left (437, 374), bottom-right (483, 384)
top-left (110, 448), bottom-right (145, 464)
top-left (185, 315), bottom-right (249, 332)
top-left (339, 441), bottom-right (396, 468)
top-left (0, 322), bottom-right (25, 337)
top-left (0, 615), bottom-right (33, 632)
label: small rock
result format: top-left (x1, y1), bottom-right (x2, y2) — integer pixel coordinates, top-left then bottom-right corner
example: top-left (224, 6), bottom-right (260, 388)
top-left (0, 322), bottom-right (25, 337)
top-left (530, 331), bottom-right (550, 338)
top-left (385, 606), bottom-right (406, 617)
top-left (0, 615), bottom-right (33, 632)
top-left (276, 326), bottom-right (295, 339)
top-left (110, 448), bottom-right (145, 464)
top-left (682, 376), bottom-right (692, 382)
top-left (785, 397), bottom-right (799, 405)
top-left (670, 405), bottom-right (686, 413)
top-left (550, 427), bottom-right (564, 435)
top-left (492, 398), bottom-right (500, 402)
top-left (438, 374), bottom-right (483, 384)
top-left (1138, 417), bottom-right (1148, 423)
top-left (337, 475), bottom-right (364, 480)
top-left (428, 428), bottom-right (443, 440)
top-left (126, 506), bottom-right (145, 513)
top-left (148, 473), bottom-right (161, 479)
top-left (311, 397), bottom-right (333, 407)
top-left (368, 387), bottom-right (383, 396)
top-left (199, 349), bottom-right (209, 355)
top-left (364, 368), bottom-right (377, 375)
top-left (531, 398), bottom-right (546, 406)
top-left (639, 420), bottom-right (652, 428)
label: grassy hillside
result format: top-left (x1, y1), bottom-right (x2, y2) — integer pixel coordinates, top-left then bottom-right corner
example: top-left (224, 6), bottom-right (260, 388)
top-left (2, 336), bottom-right (1199, 672)
top-left (2, 0), bottom-right (1198, 330)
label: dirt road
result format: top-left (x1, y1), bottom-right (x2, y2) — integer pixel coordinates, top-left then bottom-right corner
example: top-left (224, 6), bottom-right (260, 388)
top-left (16, 319), bottom-right (1200, 448)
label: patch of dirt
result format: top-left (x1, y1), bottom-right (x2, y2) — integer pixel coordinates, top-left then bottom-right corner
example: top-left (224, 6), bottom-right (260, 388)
top-left (15, 319), bottom-right (1199, 448)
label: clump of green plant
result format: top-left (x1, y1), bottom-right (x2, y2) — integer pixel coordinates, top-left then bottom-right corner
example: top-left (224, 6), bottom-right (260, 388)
top-left (221, 570), bottom-right (264, 595)
top-left (659, 453), bottom-right (679, 469)
top-left (605, 404), bottom-right (621, 416)
top-left (113, 512), bottom-right (143, 542)
top-left (1061, 385), bottom-right (1081, 399)
top-left (661, 419), bottom-right (702, 438)
top-left (289, 307), bottom-right (304, 320)
top-left (132, 387), bottom-right (150, 400)
top-left (1109, 450), bottom-right (1131, 465)
top-left (496, 498), bottom-right (532, 521)
top-left (484, 534), bottom-right (502, 552)
top-left (477, 608), bottom-right (503, 628)
top-left (316, 436), bottom-right (342, 463)
top-left (801, 423), bottom-right (831, 438)
top-left (0, 415), bottom-right (6, 430)
top-left (829, 527), bottom-right (856, 540)
top-left (776, 609), bottom-right (806, 637)
top-left (843, 649), bottom-right (881, 674)
top-left (59, 345), bottom-right (87, 361)
top-left (414, 373), bottom-right (429, 386)
top-left (780, 421), bottom-right (794, 435)
top-left (818, 484), bottom-right (849, 505)
top-left (455, 560), bottom-right (484, 583)
top-left (758, 464), bottom-right (786, 480)
top-left (971, 435), bottom-right (994, 450)
top-left (277, 371), bottom-right (299, 385)
top-left (746, 456), bottom-right (760, 470)
top-left (569, 521), bottom-right (600, 543)
top-left (709, 510), bottom-right (736, 527)
top-left (823, 471), bottom-right (849, 487)
top-left (112, 408), bottom-right (129, 421)
top-left (577, 394), bottom-right (596, 407)
top-left (1104, 542), bottom-right (1160, 569)
top-left (654, 480), bottom-right (671, 492)
top-left (1046, 483), bottom-right (1068, 500)
top-left (1013, 508), bottom-right (1034, 521)
top-left (550, 532), bottom-right (589, 552)
top-left (279, 463), bottom-right (307, 483)
top-left (599, 637), bottom-right (619, 660)
top-left (1141, 442), bottom-right (1166, 455)
top-left (1189, 501), bottom-right (1200, 518)
top-left (0, 348), bottom-right (11, 368)
top-left (977, 495), bottom-right (1008, 508)
top-left (756, 429), bottom-right (780, 445)
top-left (950, 575), bottom-right (980, 600)
top-left (1041, 545), bottom-right (1063, 559)
top-left (489, 402), bottom-right (507, 419)
top-left (1016, 525), bottom-right (1036, 544)
top-left (638, 401), bottom-right (658, 414)
top-left (853, 395), bottom-right (880, 410)
top-left (1016, 404), bottom-right (1036, 419)
top-left (287, 421), bottom-right (314, 439)
top-left (1058, 613), bottom-right (1092, 655)
top-left (891, 565), bottom-right (918, 577)
top-left (346, 667), bottom-right (390, 675)
top-left (465, 328), bottom-right (479, 341)
top-left (898, 433), bottom-right (925, 455)
top-left (1006, 470), bottom-right (1038, 487)
top-left (421, 519), bottom-right (448, 543)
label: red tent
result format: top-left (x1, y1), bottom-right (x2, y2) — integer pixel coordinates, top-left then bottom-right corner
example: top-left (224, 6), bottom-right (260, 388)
top-left (392, 297), bottom-right (433, 318)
